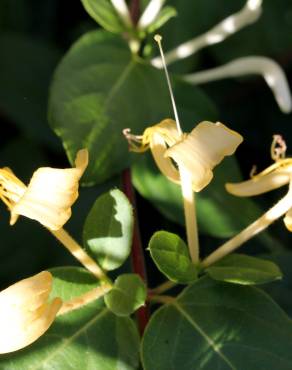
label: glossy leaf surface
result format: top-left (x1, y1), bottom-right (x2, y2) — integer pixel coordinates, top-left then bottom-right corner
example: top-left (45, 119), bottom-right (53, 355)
top-left (83, 189), bottom-right (133, 271)
top-left (148, 231), bottom-right (197, 283)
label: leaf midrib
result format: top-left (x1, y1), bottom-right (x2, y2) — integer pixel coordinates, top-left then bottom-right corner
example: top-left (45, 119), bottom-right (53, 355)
top-left (172, 301), bottom-right (237, 370)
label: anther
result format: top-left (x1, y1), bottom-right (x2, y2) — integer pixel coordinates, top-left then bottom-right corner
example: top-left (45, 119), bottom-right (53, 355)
top-left (271, 134), bottom-right (287, 162)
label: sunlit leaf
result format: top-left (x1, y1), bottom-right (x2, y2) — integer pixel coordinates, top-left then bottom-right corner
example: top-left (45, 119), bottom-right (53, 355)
top-left (205, 253), bottom-right (282, 285)
top-left (105, 273), bottom-right (146, 316)
top-left (83, 189), bottom-right (133, 271)
top-left (148, 231), bottom-right (197, 283)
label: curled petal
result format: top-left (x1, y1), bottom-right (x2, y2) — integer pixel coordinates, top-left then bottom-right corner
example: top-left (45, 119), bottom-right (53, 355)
top-left (226, 163), bottom-right (292, 196)
top-left (0, 271), bottom-right (62, 354)
top-left (182, 57), bottom-right (292, 114)
top-left (11, 149), bottom-right (88, 230)
top-left (148, 119), bottom-right (181, 183)
top-left (166, 121), bottom-right (243, 192)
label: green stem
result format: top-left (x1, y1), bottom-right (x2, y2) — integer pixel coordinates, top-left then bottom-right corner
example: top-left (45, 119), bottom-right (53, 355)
top-left (51, 228), bottom-right (110, 283)
top-left (148, 294), bottom-right (175, 305)
top-left (150, 280), bottom-right (176, 295)
top-left (202, 183), bottom-right (292, 268)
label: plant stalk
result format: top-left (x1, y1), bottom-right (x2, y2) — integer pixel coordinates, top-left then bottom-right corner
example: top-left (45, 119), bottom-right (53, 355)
top-left (129, 0), bottom-right (140, 25)
top-left (122, 168), bottom-right (150, 335)
top-left (51, 228), bottom-right (109, 283)
top-left (150, 280), bottom-right (176, 295)
top-left (202, 182), bottom-right (292, 267)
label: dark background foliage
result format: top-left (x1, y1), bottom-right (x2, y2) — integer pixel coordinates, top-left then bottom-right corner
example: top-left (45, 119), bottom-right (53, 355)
top-left (0, 0), bottom-right (291, 312)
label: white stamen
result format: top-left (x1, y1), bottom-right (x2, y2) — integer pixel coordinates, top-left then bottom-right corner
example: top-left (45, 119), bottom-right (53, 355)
top-left (154, 35), bottom-right (182, 136)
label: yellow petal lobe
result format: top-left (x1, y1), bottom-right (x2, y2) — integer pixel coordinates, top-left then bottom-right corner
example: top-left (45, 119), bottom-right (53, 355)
top-left (166, 121), bottom-right (243, 191)
top-left (10, 149), bottom-right (88, 230)
top-left (226, 163), bottom-right (292, 197)
top-left (0, 271), bottom-right (62, 354)
top-left (147, 119), bottom-right (181, 183)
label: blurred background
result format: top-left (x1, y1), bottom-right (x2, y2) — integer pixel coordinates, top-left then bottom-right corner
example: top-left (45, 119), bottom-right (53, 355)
top-left (0, 0), bottom-right (292, 311)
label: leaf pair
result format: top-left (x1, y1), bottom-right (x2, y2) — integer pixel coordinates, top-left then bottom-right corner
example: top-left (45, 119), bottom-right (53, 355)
top-left (149, 230), bottom-right (282, 285)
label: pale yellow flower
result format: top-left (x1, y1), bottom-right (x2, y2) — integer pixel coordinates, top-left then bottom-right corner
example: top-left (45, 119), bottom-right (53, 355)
top-left (0, 149), bottom-right (88, 230)
top-left (226, 135), bottom-right (292, 231)
top-left (0, 271), bottom-right (62, 354)
top-left (126, 119), bottom-right (243, 192)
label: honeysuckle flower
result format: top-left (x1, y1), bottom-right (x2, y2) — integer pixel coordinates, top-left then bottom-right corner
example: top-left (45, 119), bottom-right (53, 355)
top-left (125, 119), bottom-right (243, 192)
top-left (226, 135), bottom-right (292, 231)
top-left (0, 149), bottom-right (88, 231)
top-left (0, 271), bottom-right (62, 354)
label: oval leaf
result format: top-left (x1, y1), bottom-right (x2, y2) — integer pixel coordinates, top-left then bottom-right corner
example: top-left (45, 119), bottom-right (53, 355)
top-left (81, 0), bottom-right (126, 33)
top-left (148, 231), bottom-right (197, 283)
top-left (0, 267), bottom-right (140, 370)
top-left (105, 273), bottom-right (146, 316)
top-left (83, 189), bottom-right (133, 271)
top-left (205, 253), bottom-right (283, 285)
top-left (142, 276), bottom-right (292, 370)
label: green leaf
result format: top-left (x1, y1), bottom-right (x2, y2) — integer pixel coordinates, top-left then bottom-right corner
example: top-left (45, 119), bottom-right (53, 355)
top-left (205, 253), bottom-right (283, 285)
top-left (105, 273), bottom-right (147, 316)
top-left (48, 30), bottom-right (217, 185)
top-left (148, 231), bottom-right (197, 283)
top-left (142, 276), bottom-right (292, 370)
top-left (147, 6), bottom-right (177, 33)
top-left (81, 0), bottom-right (126, 33)
top-left (263, 252), bottom-right (292, 317)
top-left (0, 267), bottom-right (140, 370)
top-left (83, 189), bottom-right (133, 271)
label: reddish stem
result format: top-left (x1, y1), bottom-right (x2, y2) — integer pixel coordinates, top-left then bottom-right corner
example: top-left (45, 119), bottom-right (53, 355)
top-left (122, 168), bottom-right (150, 335)
top-left (129, 0), bottom-right (140, 25)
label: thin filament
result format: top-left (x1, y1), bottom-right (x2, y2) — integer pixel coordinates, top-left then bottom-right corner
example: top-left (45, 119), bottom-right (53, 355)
top-left (154, 35), bottom-right (183, 136)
